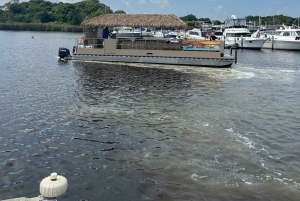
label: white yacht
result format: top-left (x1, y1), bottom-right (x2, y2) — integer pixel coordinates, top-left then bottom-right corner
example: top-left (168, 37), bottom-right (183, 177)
top-left (112, 27), bottom-right (141, 38)
top-left (252, 28), bottom-right (300, 50)
top-left (223, 15), bottom-right (266, 49)
top-left (186, 28), bottom-right (206, 40)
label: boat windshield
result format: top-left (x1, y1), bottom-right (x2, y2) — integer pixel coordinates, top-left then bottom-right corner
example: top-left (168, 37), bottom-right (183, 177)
top-left (190, 31), bottom-right (199, 36)
top-left (265, 30), bottom-right (280, 35)
top-left (167, 34), bottom-right (177, 38)
top-left (296, 31), bottom-right (300, 36)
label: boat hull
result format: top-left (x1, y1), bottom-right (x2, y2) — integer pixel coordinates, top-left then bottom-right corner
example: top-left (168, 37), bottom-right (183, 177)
top-left (263, 39), bottom-right (300, 50)
top-left (226, 38), bottom-right (266, 49)
top-left (69, 54), bottom-right (234, 67)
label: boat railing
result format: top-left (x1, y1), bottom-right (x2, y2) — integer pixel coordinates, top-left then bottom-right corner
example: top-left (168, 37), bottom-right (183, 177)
top-left (75, 37), bottom-right (224, 52)
top-left (76, 38), bottom-right (104, 49)
top-left (75, 37), bottom-right (183, 51)
top-left (118, 38), bottom-right (183, 51)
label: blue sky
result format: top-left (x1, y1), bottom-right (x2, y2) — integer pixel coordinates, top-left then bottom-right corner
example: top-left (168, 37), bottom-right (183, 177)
top-left (1, 0), bottom-right (300, 21)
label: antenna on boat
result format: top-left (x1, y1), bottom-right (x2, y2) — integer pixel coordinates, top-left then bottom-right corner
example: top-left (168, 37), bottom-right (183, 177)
top-left (291, 17), bottom-right (300, 29)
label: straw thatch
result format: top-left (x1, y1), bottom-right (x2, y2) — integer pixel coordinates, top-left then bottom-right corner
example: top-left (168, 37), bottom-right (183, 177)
top-left (80, 14), bottom-right (188, 29)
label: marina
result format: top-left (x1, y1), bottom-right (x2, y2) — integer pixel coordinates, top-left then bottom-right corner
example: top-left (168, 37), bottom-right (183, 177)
top-left (1, 30), bottom-right (300, 200)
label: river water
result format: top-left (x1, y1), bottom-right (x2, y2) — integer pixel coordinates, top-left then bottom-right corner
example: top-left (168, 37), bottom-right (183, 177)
top-left (0, 31), bottom-right (300, 201)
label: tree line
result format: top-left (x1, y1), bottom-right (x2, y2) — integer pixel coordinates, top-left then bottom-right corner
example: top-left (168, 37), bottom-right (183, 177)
top-left (0, 0), bottom-right (125, 27)
top-left (0, 0), bottom-right (299, 31)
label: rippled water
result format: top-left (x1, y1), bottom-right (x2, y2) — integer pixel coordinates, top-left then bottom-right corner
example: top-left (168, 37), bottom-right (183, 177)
top-left (0, 31), bottom-right (300, 200)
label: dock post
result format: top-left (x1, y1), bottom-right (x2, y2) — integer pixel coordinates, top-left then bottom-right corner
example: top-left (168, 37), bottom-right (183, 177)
top-left (230, 48), bottom-right (233, 55)
top-left (241, 36), bottom-right (243, 49)
top-left (271, 36), bottom-right (274, 50)
top-left (235, 49), bottom-right (237, 64)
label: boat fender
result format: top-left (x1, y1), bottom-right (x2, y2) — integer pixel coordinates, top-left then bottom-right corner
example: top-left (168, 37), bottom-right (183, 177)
top-left (40, 173), bottom-right (68, 198)
top-left (73, 46), bottom-right (76, 53)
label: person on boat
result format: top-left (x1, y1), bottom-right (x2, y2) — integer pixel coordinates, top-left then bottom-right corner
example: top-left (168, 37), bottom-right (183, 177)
top-left (205, 33), bottom-right (211, 40)
top-left (210, 32), bottom-right (218, 41)
top-left (103, 27), bottom-right (109, 39)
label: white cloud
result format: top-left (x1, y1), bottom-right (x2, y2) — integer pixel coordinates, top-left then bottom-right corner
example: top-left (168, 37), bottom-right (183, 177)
top-left (213, 5), bottom-right (223, 12)
top-left (122, 0), bottom-right (129, 6)
top-left (138, 0), bottom-right (146, 4)
top-left (150, 0), bottom-right (169, 8)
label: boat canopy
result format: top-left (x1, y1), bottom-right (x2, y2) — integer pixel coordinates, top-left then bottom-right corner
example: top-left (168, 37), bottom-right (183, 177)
top-left (225, 16), bottom-right (247, 28)
top-left (80, 14), bottom-right (188, 29)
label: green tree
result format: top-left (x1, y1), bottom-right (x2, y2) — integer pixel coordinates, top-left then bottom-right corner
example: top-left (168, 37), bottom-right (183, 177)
top-left (87, 10), bottom-right (104, 19)
top-left (36, 10), bottom-right (55, 23)
top-left (114, 10), bottom-right (126, 14)
top-left (180, 14), bottom-right (197, 22)
top-left (67, 9), bottom-right (83, 25)
top-left (9, 2), bottom-right (25, 14)
top-left (212, 20), bottom-right (221, 25)
top-left (197, 18), bottom-right (211, 23)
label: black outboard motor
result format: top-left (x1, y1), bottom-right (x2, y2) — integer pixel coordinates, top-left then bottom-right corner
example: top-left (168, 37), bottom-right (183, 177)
top-left (58, 47), bottom-right (71, 59)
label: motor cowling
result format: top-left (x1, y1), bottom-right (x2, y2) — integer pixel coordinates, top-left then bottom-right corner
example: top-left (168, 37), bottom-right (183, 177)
top-left (58, 47), bottom-right (71, 59)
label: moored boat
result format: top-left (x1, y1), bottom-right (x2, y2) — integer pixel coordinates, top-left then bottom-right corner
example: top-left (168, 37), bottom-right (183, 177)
top-left (186, 28), bottom-right (206, 40)
top-left (223, 15), bottom-right (266, 50)
top-left (112, 27), bottom-right (141, 38)
top-left (59, 14), bottom-right (235, 68)
top-left (252, 28), bottom-right (300, 50)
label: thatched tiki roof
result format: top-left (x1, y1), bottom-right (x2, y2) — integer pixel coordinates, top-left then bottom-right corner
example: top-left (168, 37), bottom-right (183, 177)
top-left (81, 14), bottom-right (188, 29)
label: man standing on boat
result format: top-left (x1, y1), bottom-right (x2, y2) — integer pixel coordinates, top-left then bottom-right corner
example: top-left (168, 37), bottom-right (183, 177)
top-left (103, 27), bottom-right (109, 39)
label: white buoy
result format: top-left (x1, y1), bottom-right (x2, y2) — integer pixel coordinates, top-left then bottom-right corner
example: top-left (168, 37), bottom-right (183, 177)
top-left (39, 173), bottom-right (68, 199)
